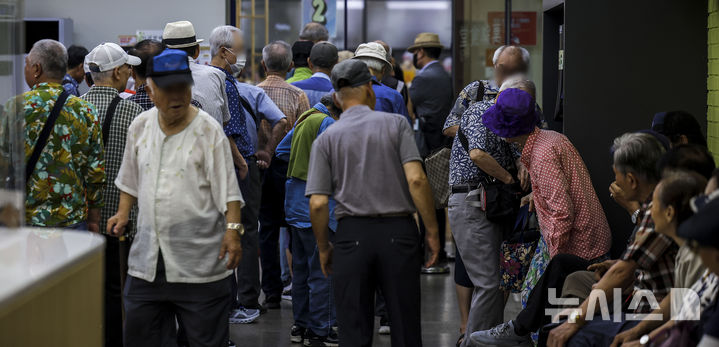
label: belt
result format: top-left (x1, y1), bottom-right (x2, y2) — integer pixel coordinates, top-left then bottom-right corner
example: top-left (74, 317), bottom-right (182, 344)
top-left (351, 213), bottom-right (413, 219)
top-left (451, 184), bottom-right (480, 194)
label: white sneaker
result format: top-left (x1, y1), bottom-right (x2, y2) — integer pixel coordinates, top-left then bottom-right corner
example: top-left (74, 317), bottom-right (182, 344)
top-left (229, 307), bottom-right (260, 324)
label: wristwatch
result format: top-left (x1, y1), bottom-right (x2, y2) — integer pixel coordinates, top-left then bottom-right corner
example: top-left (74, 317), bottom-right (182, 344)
top-left (631, 209), bottom-right (642, 224)
top-left (568, 310), bottom-right (582, 324)
top-left (227, 223), bottom-right (245, 236)
top-left (639, 334), bottom-right (650, 345)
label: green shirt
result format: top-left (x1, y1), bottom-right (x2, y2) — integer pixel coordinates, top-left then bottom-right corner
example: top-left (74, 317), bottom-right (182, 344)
top-left (288, 109), bottom-right (330, 181)
top-left (3, 82), bottom-right (105, 226)
top-left (286, 67), bottom-right (313, 84)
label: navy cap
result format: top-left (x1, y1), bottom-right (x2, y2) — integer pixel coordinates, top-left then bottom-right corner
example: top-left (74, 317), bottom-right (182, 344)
top-left (678, 197), bottom-right (719, 249)
top-left (331, 60), bottom-right (372, 90)
top-left (147, 48), bottom-right (194, 88)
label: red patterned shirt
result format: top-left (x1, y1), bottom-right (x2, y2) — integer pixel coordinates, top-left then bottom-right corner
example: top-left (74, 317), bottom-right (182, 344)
top-left (521, 128), bottom-right (611, 260)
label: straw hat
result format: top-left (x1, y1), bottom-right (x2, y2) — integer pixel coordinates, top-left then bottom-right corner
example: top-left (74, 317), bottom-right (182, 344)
top-left (407, 32), bottom-right (443, 52)
top-left (162, 21), bottom-right (204, 49)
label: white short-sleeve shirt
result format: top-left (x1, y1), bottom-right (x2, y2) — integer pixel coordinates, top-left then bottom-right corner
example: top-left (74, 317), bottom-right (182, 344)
top-left (115, 107), bottom-right (243, 283)
top-left (189, 58), bottom-right (231, 125)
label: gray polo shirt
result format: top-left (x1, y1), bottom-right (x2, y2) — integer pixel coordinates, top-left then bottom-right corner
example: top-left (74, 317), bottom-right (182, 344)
top-left (305, 105), bottom-right (422, 219)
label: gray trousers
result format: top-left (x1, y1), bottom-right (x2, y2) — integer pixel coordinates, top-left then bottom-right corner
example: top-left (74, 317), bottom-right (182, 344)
top-left (448, 193), bottom-right (506, 347)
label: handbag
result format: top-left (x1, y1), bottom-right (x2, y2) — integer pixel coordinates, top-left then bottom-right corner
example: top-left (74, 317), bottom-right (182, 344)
top-left (424, 147), bottom-right (451, 208)
top-left (456, 126), bottom-right (522, 223)
top-left (500, 205), bottom-right (541, 292)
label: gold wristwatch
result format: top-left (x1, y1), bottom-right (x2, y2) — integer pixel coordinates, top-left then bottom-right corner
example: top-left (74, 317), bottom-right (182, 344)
top-left (227, 223), bottom-right (245, 236)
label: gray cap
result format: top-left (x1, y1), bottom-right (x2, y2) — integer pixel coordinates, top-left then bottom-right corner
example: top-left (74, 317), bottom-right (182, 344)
top-left (331, 60), bottom-right (372, 90)
top-left (309, 41), bottom-right (338, 68)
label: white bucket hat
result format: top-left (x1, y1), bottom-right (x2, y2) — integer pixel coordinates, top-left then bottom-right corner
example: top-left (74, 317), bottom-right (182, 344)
top-left (85, 42), bottom-right (141, 72)
top-left (162, 21), bottom-right (204, 48)
top-left (352, 42), bottom-right (391, 70)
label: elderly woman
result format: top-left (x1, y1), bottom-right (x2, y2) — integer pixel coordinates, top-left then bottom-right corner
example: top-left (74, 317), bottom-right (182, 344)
top-left (2, 39), bottom-right (104, 230)
top-left (106, 48), bottom-right (244, 347)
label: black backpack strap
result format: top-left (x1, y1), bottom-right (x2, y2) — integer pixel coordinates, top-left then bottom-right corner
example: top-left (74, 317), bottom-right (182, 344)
top-left (458, 126), bottom-right (470, 153)
top-left (26, 91), bottom-right (70, 182)
top-left (102, 96), bottom-right (122, 146)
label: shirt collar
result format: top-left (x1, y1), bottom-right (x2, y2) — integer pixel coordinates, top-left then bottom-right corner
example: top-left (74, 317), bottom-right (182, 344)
top-left (63, 73), bottom-right (78, 86)
top-left (88, 85), bottom-right (120, 96)
top-left (313, 102), bottom-right (330, 116)
top-left (136, 83), bottom-right (147, 93)
top-left (311, 72), bottom-right (331, 81)
top-left (419, 60), bottom-right (439, 74)
top-left (32, 82), bottom-right (63, 91)
top-left (340, 104), bottom-right (371, 119)
top-left (211, 65), bottom-right (237, 82)
top-left (520, 128), bottom-right (541, 169)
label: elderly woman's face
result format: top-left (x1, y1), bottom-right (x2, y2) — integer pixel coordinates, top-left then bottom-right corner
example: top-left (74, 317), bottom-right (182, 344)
top-left (148, 80), bottom-right (192, 121)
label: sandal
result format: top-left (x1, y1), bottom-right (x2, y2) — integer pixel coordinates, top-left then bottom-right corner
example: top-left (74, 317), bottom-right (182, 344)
top-left (456, 332), bottom-right (465, 347)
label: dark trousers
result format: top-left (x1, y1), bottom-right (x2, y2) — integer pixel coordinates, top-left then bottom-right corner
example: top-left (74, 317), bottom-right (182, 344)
top-left (514, 254), bottom-right (594, 334)
top-left (333, 216), bottom-right (423, 347)
top-left (123, 256), bottom-right (232, 347)
top-left (233, 159), bottom-right (262, 308)
top-left (104, 235), bottom-right (124, 347)
top-left (258, 159), bottom-right (289, 301)
top-left (418, 208), bottom-right (447, 261)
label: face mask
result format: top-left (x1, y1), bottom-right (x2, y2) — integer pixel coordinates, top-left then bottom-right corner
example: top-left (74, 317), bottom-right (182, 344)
top-left (224, 48), bottom-right (246, 78)
top-left (412, 53), bottom-right (420, 70)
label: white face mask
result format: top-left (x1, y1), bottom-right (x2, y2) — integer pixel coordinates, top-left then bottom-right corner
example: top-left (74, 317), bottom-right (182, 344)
top-left (224, 48), bottom-right (246, 78)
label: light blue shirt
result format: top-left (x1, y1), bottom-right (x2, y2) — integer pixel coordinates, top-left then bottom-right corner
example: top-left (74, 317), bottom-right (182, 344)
top-left (291, 72), bottom-right (334, 106)
top-left (232, 81), bottom-right (286, 152)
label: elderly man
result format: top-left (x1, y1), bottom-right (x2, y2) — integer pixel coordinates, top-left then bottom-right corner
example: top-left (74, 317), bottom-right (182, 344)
top-left (162, 20), bottom-right (230, 126)
top-left (274, 94), bottom-right (340, 346)
top-left (62, 45), bottom-right (88, 96)
top-left (292, 41), bottom-right (338, 105)
top-left (300, 22), bottom-right (329, 43)
top-left (256, 40), bottom-right (311, 308)
top-left (287, 41), bottom-right (315, 83)
top-left (307, 60), bottom-right (440, 347)
top-left (352, 42), bottom-right (410, 124)
top-left (408, 32), bottom-right (453, 274)
top-left (107, 48), bottom-right (244, 347)
top-left (374, 40), bottom-right (409, 107)
top-left (81, 42), bottom-right (143, 347)
top-left (208, 25), bottom-right (287, 321)
top-left (5, 39), bottom-right (105, 230)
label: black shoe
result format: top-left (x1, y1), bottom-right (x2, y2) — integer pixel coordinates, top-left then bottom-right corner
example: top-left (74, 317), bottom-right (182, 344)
top-left (262, 297), bottom-right (281, 309)
top-left (303, 329), bottom-right (339, 347)
top-left (290, 325), bottom-right (306, 344)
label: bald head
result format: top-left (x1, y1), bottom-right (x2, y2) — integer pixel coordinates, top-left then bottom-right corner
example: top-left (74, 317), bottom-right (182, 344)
top-left (493, 45), bottom-right (529, 85)
top-left (299, 22), bottom-right (329, 43)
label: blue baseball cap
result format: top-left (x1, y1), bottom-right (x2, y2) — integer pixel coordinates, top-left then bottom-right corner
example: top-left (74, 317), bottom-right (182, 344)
top-left (147, 48), bottom-right (193, 88)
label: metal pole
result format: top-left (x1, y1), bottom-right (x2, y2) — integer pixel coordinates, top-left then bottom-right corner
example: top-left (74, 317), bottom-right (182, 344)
top-left (264, 0), bottom-right (269, 46)
top-left (362, 0), bottom-right (367, 44)
top-left (344, 0), bottom-right (348, 50)
top-left (505, 0), bottom-right (511, 45)
top-left (251, 0), bottom-right (256, 79)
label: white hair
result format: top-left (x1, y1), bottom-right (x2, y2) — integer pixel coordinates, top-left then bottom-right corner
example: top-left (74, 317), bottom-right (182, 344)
top-left (499, 74), bottom-right (536, 98)
top-left (89, 69), bottom-right (113, 84)
top-left (28, 39), bottom-right (68, 80)
top-left (355, 57), bottom-right (385, 74)
top-left (209, 25), bottom-right (242, 57)
top-left (492, 45), bottom-right (530, 66)
top-left (262, 41), bottom-right (292, 72)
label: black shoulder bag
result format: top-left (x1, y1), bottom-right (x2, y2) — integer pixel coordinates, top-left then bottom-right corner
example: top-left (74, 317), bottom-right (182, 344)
top-left (456, 125), bottom-right (522, 223)
top-left (102, 96), bottom-right (122, 146)
top-left (26, 91), bottom-right (70, 182)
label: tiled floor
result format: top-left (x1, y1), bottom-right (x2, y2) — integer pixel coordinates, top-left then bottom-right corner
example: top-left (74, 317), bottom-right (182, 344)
top-left (229, 263), bottom-right (522, 347)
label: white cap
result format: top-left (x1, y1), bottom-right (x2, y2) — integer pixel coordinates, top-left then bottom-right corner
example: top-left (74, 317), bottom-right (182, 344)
top-left (85, 42), bottom-right (141, 72)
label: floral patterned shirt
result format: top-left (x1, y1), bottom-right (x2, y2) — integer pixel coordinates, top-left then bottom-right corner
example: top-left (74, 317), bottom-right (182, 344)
top-left (4, 83), bottom-right (105, 226)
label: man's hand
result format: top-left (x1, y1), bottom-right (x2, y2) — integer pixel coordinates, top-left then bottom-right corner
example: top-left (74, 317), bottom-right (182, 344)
top-left (587, 259), bottom-right (618, 281)
top-left (609, 182), bottom-right (641, 216)
top-left (610, 327), bottom-right (642, 347)
top-left (87, 208), bottom-right (101, 233)
top-left (318, 243), bottom-right (333, 277)
top-left (255, 150), bottom-right (272, 169)
top-left (106, 212), bottom-right (129, 236)
top-left (424, 228), bottom-right (441, 268)
top-left (521, 192), bottom-right (535, 212)
top-left (547, 321), bottom-right (581, 347)
top-left (219, 229), bottom-right (243, 269)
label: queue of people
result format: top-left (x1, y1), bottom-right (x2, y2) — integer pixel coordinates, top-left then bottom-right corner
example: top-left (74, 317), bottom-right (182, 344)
top-left (4, 16), bottom-right (719, 347)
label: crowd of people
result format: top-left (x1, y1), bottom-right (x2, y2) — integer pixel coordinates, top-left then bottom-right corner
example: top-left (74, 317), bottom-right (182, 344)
top-left (2, 17), bottom-right (719, 347)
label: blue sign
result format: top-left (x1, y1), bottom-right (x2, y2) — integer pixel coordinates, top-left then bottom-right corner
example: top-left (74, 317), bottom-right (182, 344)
top-left (302, 0), bottom-right (336, 39)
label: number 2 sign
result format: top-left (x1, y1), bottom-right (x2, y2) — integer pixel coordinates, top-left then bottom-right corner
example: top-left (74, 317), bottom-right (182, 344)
top-left (302, 0), bottom-right (336, 39)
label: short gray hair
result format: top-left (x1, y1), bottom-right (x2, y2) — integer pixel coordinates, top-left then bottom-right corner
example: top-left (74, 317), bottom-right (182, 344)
top-left (28, 39), bottom-right (68, 80)
top-left (89, 68), bottom-right (113, 84)
top-left (355, 57), bottom-right (385, 74)
top-left (299, 22), bottom-right (329, 42)
top-left (262, 41), bottom-right (292, 73)
top-left (612, 133), bottom-right (666, 183)
top-left (209, 25), bottom-right (242, 57)
top-left (492, 45), bottom-right (530, 67)
top-left (499, 75), bottom-right (536, 99)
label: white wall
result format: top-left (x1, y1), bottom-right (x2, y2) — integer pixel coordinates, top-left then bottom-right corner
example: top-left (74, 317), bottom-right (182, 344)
top-left (24, 0), bottom-right (226, 49)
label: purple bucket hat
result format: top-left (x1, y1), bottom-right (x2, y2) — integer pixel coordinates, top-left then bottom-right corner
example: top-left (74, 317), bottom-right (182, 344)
top-left (481, 88), bottom-right (541, 138)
